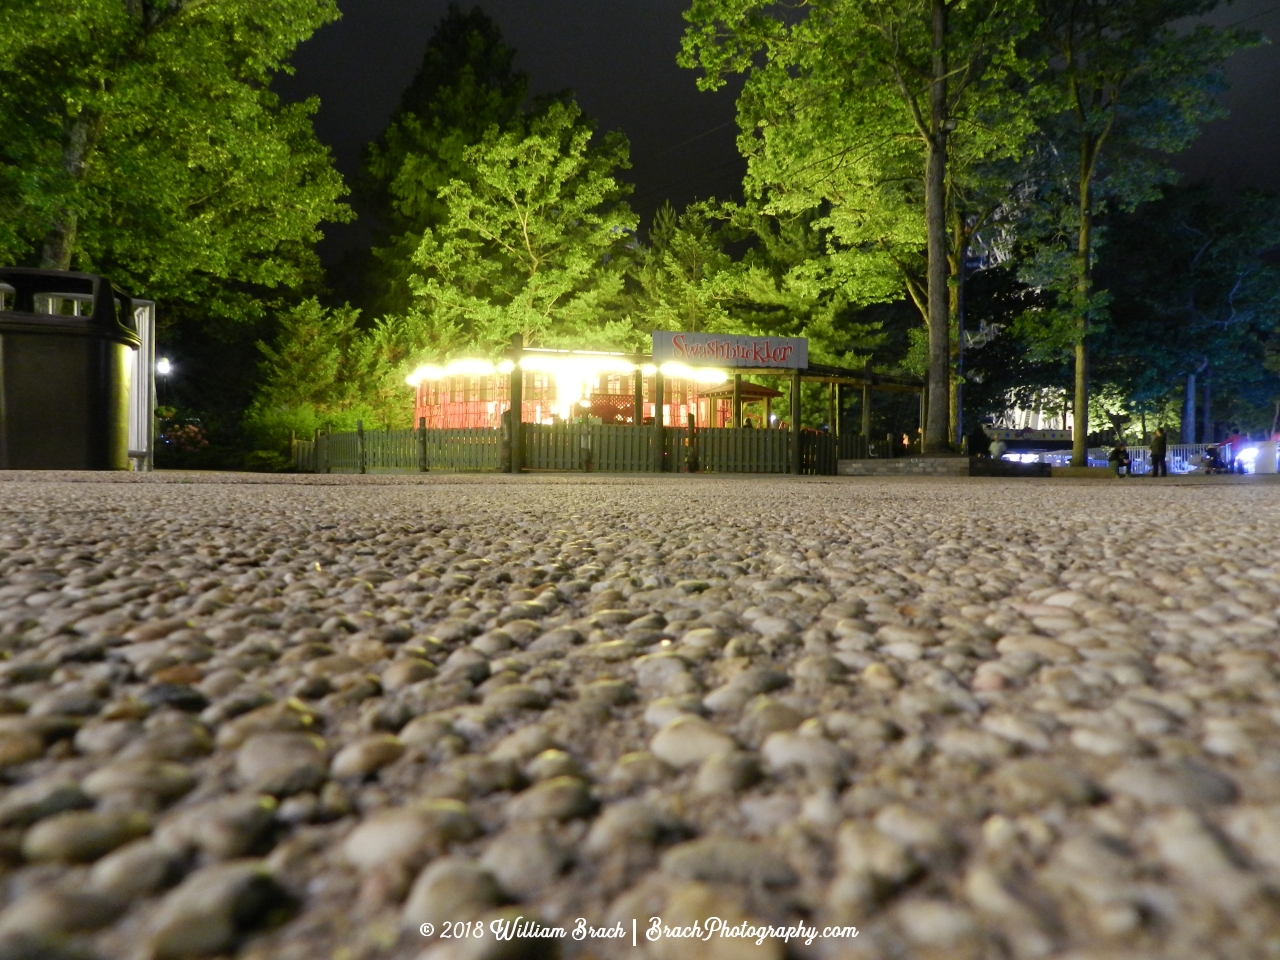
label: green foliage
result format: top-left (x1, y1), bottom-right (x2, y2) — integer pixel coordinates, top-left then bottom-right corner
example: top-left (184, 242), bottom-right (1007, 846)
top-left (407, 99), bottom-right (639, 355)
top-left (360, 4), bottom-right (528, 315)
top-left (0, 0), bottom-right (351, 326)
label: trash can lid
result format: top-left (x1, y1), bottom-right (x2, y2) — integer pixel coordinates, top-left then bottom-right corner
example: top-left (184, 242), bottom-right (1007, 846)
top-left (0, 269), bottom-right (141, 348)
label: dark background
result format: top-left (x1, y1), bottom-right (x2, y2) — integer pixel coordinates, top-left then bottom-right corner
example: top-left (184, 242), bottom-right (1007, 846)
top-left (275, 0), bottom-right (1280, 266)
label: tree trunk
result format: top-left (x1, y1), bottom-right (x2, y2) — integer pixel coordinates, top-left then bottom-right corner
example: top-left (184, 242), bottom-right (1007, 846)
top-left (38, 113), bottom-right (98, 271)
top-left (1183, 373), bottom-right (1196, 443)
top-left (948, 200), bottom-right (965, 447)
top-left (923, 0), bottom-right (950, 454)
top-left (1202, 373), bottom-right (1211, 443)
top-left (1071, 140), bottom-right (1093, 467)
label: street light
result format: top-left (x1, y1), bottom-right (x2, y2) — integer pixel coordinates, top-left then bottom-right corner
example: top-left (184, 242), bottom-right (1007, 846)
top-left (156, 357), bottom-right (172, 376)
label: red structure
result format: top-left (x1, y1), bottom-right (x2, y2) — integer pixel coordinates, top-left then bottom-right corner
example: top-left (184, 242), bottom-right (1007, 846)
top-left (412, 368), bottom-right (764, 430)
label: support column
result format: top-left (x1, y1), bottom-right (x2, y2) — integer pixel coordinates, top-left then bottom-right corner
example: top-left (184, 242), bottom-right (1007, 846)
top-left (828, 382), bottom-right (838, 437)
top-left (861, 385), bottom-right (871, 440)
top-left (509, 334), bottom-right (524, 473)
top-left (418, 417), bottom-right (428, 472)
top-left (791, 368), bottom-right (802, 475)
top-left (633, 368), bottom-right (644, 427)
top-left (653, 371), bottom-right (665, 472)
top-left (732, 374), bottom-right (742, 429)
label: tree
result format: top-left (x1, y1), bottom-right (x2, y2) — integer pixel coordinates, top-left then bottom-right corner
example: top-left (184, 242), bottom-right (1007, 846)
top-left (0, 0), bottom-right (350, 325)
top-left (359, 4), bottom-right (528, 316)
top-left (406, 99), bottom-right (639, 354)
top-left (1019, 0), bottom-right (1253, 464)
top-left (681, 0), bottom-right (1039, 452)
top-left (1093, 184), bottom-right (1280, 441)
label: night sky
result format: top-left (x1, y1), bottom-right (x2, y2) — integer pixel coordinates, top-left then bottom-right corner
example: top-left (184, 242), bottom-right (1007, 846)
top-left (276, 0), bottom-right (1280, 263)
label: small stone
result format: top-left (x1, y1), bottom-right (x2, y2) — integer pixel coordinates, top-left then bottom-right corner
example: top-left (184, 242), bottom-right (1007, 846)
top-left (738, 698), bottom-right (804, 746)
top-left (90, 838), bottom-right (183, 899)
top-left (693, 751), bottom-right (762, 796)
top-left (936, 728), bottom-right (1014, 762)
top-left (236, 732), bottom-right (327, 795)
top-left (0, 888), bottom-right (121, 938)
top-left (0, 779), bottom-right (91, 828)
top-left (144, 860), bottom-right (288, 960)
top-left (22, 810), bottom-right (151, 863)
top-left (760, 730), bottom-right (852, 781)
top-left (139, 683), bottom-right (209, 713)
top-left (343, 800), bottom-right (482, 871)
top-left (73, 720), bottom-right (141, 756)
top-left (862, 662), bottom-right (900, 691)
top-left (1105, 759), bottom-right (1238, 808)
top-left (82, 760), bottom-right (196, 803)
top-left (992, 759), bottom-right (1103, 811)
top-left (330, 734), bottom-right (405, 778)
top-left (525, 749), bottom-right (582, 782)
top-left (896, 898), bottom-right (978, 949)
top-left (482, 684), bottom-right (550, 712)
top-left (650, 715), bottom-right (737, 768)
top-left (584, 800), bottom-right (688, 855)
top-left (660, 836), bottom-right (797, 886)
top-left (382, 658), bottom-right (436, 691)
top-left (215, 699), bottom-right (319, 750)
top-left (0, 731), bottom-right (44, 767)
top-left (1070, 727), bottom-right (1148, 757)
top-left (792, 654), bottom-right (847, 682)
top-left (607, 751), bottom-right (674, 791)
top-left (155, 793), bottom-right (278, 860)
top-left (399, 714), bottom-right (458, 749)
top-left (490, 725), bottom-right (555, 762)
top-left (750, 616), bottom-right (797, 640)
top-left (506, 776), bottom-right (594, 821)
top-left (402, 856), bottom-right (504, 928)
top-left (479, 825), bottom-right (568, 898)
top-left (643, 696), bottom-right (703, 729)
top-left (836, 821), bottom-right (919, 887)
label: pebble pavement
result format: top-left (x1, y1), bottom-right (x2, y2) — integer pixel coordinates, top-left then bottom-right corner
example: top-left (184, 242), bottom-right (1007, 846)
top-left (0, 471), bottom-right (1276, 960)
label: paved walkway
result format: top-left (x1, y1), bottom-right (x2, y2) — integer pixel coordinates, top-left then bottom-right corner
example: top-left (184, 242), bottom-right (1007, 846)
top-left (0, 472), bottom-right (1277, 960)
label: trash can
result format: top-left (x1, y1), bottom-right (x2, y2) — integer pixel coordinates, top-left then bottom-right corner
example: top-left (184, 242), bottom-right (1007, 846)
top-left (0, 269), bottom-right (141, 469)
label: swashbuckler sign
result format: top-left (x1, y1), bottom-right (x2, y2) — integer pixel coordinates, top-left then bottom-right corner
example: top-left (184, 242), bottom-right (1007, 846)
top-left (652, 331), bottom-right (808, 369)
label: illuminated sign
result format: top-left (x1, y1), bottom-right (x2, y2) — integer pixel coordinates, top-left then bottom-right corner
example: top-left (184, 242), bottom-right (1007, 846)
top-left (652, 332), bottom-right (808, 369)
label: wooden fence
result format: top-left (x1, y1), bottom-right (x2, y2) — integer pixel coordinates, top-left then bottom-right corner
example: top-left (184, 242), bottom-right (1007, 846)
top-left (293, 423), bottom-right (844, 475)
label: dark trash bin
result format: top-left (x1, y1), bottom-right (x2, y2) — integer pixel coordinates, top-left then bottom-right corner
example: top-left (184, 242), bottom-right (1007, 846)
top-left (0, 269), bottom-right (140, 470)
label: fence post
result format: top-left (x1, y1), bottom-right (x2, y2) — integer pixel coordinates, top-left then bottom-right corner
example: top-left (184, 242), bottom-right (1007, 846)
top-left (356, 420), bottom-right (366, 475)
top-left (509, 334), bottom-right (524, 473)
top-left (687, 411), bottom-right (698, 473)
top-left (323, 426), bottom-right (331, 474)
top-left (418, 417), bottom-right (428, 472)
top-left (633, 368), bottom-right (644, 428)
top-left (732, 374), bottom-right (742, 429)
top-left (790, 368), bottom-right (802, 475)
top-left (653, 370), bottom-right (665, 472)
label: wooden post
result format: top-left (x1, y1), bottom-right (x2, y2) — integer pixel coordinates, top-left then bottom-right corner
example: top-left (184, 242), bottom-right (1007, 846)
top-left (828, 382), bottom-right (838, 437)
top-left (633, 368), bottom-right (644, 427)
top-left (509, 334), bottom-right (524, 473)
top-left (418, 416), bottom-right (428, 472)
top-left (732, 374), bottom-right (742, 429)
top-left (790, 368), bottom-right (802, 475)
top-left (653, 370), bottom-right (665, 472)
top-left (919, 386), bottom-right (927, 452)
top-left (356, 420), bottom-right (366, 475)
top-left (861, 384), bottom-right (871, 440)
top-left (687, 411), bottom-right (698, 473)
top-left (323, 425), bottom-right (331, 474)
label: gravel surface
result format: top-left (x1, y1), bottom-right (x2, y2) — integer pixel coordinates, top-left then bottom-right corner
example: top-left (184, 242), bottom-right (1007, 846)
top-left (0, 471), bottom-right (1277, 960)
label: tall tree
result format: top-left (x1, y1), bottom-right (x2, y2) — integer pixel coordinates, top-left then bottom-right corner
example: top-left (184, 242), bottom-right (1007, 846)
top-left (406, 99), bottom-right (639, 354)
top-left (681, 0), bottom-right (1038, 452)
top-left (1094, 184), bottom-right (1280, 441)
top-left (360, 4), bottom-right (528, 316)
top-left (1022, 0), bottom-right (1253, 464)
top-left (0, 0), bottom-right (349, 324)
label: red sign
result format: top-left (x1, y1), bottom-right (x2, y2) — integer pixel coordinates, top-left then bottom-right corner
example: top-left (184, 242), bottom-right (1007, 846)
top-left (652, 331), bottom-right (808, 369)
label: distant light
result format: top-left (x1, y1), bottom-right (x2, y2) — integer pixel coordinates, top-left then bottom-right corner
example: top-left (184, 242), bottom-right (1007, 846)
top-left (769, 414), bottom-right (778, 424)
top-left (156, 357), bottom-right (172, 376)
top-left (1239, 446), bottom-right (1259, 463)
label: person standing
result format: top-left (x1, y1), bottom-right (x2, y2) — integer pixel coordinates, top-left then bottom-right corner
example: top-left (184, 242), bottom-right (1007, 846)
top-left (1150, 427), bottom-right (1168, 477)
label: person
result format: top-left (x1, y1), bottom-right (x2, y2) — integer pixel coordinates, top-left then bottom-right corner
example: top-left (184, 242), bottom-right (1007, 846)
top-left (1150, 426), bottom-right (1168, 477)
top-left (989, 436), bottom-right (1007, 460)
top-left (742, 417), bottom-right (755, 429)
top-left (1204, 444), bottom-right (1226, 474)
top-left (1108, 441), bottom-right (1131, 477)
top-left (968, 423), bottom-right (990, 458)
